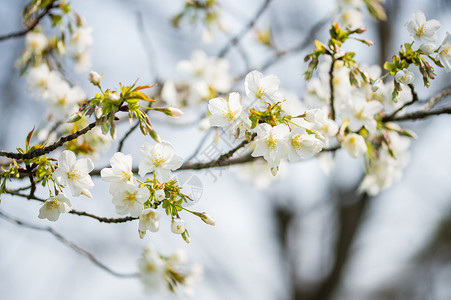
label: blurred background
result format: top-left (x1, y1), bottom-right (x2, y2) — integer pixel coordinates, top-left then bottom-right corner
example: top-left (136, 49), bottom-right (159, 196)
top-left (1, 0), bottom-right (451, 299)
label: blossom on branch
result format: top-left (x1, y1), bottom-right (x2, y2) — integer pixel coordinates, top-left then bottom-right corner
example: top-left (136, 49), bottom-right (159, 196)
top-left (341, 133), bottom-right (367, 158)
top-left (245, 70), bottom-right (283, 105)
top-left (437, 32), bottom-right (451, 73)
top-left (38, 193), bottom-right (72, 222)
top-left (405, 11), bottom-right (440, 45)
top-left (138, 141), bottom-right (183, 182)
top-left (251, 123), bottom-right (290, 175)
top-left (101, 152), bottom-right (134, 194)
top-left (53, 150), bottom-right (94, 198)
top-left (112, 182), bottom-right (149, 217)
top-left (287, 127), bottom-right (324, 162)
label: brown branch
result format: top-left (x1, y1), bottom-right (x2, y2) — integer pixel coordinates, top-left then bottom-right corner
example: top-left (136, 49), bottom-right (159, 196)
top-left (307, 190), bottom-right (370, 300)
top-left (179, 153), bottom-right (258, 170)
top-left (117, 121), bottom-right (140, 152)
top-left (257, 17), bottom-right (330, 75)
top-left (217, 0), bottom-right (273, 58)
top-left (0, 121), bottom-right (96, 160)
top-left (329, 57), bottom-right (337, 120)
top-left (385, 106), bottom-right (451, 122)
top-left (422, 86), bottom-right (451, 112)
top-left (70, 209), bottom-right (136, 223)
top-left (3, 189), bottom-right (136, 224)
top-left (0, 4), bottom-right (56, 42)
top-left (382, 83), bottom-right (419, 122)
top-left (0, 210), bottom-right (138, 278)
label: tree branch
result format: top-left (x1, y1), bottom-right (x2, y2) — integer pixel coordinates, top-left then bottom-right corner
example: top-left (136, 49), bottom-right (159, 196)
top-left (385, 106), bottom-right (451, 122)
top-left (0, 4), bottom-right (56, 42)
top-left (0, 210), bottom-right (138, 278)
top-left (217, 0), bottom-right (273, 58)
top-left (0, 121), bottom-right (96, 160)
top-left (422, 86), bottom-right (451, 112)
top-left (382, 83), bottom-right (419, 121)
top-left (3, 189), bottom-right (136, 224)
top-left (329, 57), bottom-right (337, 120)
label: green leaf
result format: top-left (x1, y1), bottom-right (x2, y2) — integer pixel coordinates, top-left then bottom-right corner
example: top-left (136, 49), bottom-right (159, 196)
top-left (26, 126), bottom-right (35, 151)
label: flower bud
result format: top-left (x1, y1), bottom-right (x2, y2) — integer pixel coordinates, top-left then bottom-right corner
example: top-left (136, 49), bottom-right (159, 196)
top-left (341, 133), bottom-right (367, 158)
top-left (200, 213), bottom-right (215, 226)
top-left (171, 219), bottom-right (186, 234)
top-left (89, 71), bottom-right (102, 85)
top-left (419, 43), bottom-right (436, 55)
top-left (394, 69), bottom-right (415, 85)
top-left (108, 93), bottom-right (120, 101)
top-left (95, 106), bottom-right (103, 119)
top-left (371, 78), bottom-right (381, 92)
top-left (67, 112), bottom-right (83, 123)
top-left (167, 107), bottom-right (184, 118)
top-left (154, 188), bottom-right (165, 201)
top-left (149, 129), bottom-right (162, 143)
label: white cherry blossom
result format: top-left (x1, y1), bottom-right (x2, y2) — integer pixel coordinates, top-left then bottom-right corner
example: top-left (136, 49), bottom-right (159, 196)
top-left (101, 152), bottom-right (134, 194)
top-left (341, 133), bottom-right (367, 158)
top-left (405, 11), bottom-right (440, 45)
top-left (287, 127), bottom-right (324, 162)
top-left (53, 150), bottom-right (94, 197)
top-left (339, 97), bottom-right (383, 133)
top-left (208, 92), bottom-right (250, 135)
top-left (251, 123), bottom-right (290, 175)
top-left (244, 70), bottom-right (283, 104)
top-left (25, 31), bottom-right (48, 53)
top-left (305, 108), bottom-right (339, 138)
top-left (138, 245), bottom-right (167, 291)
top-left (394, 69), bottom-right (415, 85)
top-left (437, 32), bottom-right (451, 73)
top-left (154, 188), bottom-right (165, 201)
top-left (138, 208), bottom-right (161, 237)
top-left (171, 219), bottom-right (186, 234)
top-left (38, 193), bottom-right (72, 222)
top-left (138, 141), bottom-right (183, 182)
top-left (112, 182), bottom-right (149, 217)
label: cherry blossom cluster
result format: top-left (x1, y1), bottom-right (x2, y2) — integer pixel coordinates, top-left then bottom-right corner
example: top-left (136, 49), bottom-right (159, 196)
top-left (171, 0), bottom-right (224, 44)
top-left (384, 12), bottom-right (450, 97)
top-left (208, 70), bottom-right (325, 175)
top-left (161, 50), bottom-right (232, 109)
top-left (335, 0), bottom-right (386, 30)
top-left (18, 1), bottom-right (93, 72)
top-left (138, 245), bottom-right (203, 295)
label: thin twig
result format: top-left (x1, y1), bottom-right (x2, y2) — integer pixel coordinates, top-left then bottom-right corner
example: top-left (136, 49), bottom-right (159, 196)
top-left (0, 210), bottom-right (138, 278)
top-left (422, 86), bottom-right (451, 112)
top-left (185, 129), bottom-right (214, 162)
top-left (0, 4), bottom-right (56, 42)
top-left (135, 11), bottom-right (160, 82)
top-left (329, 57), bottom-right (337, 120)
top-left (117, 121), bottom-right (140, 152)
top-left (386, 106), bottom-right (451, 122)
top-left (70, 209), bottom-right (136, 223)
top-left (217, 0), bottom-right (273, 58)
top-left (0, 121), bottom-right (96, 160)
top-left (382, 83), bottom-right (419, 122)
top-left (3, 189), bottom-right (136, 224)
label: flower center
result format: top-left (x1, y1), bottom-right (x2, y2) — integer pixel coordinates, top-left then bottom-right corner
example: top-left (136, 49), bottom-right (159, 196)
top-left (153, 154), bottom-right (166, 167)
top-left (417, 25), bottom-right (426, 36)
top-left (68, 169), bottom-right (82, 180)
top-left (441, 46), bottom-right (451, 59)
top-left (121, 170), bottom-right (132, 181)
top-left (46, 199), bottom-right (60, 210)
top-left (256, 87), bottom-right (266, 99)
top-left (124, 192), bottom-right (137, 206)
top-left (291, 135), bottom-right (303, 150)
top-left (266, 135), bottom-right (277, 149)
